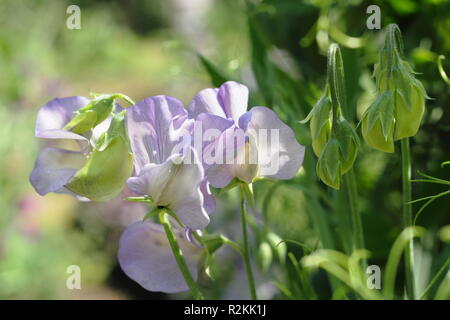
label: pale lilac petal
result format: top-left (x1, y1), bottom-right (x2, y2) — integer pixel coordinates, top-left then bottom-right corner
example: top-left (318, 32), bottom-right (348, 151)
top-left (206, 163), bottom-right (234, 188)
top-left (187, 88), bottom-right (225, 119)
top-left (126, 147), bottom-right (209, 229)
top-left (200, 178), bottom-right (215, 214)
top-left (126, 95), bottom-right (191, 174)
top-left (205, 127), bottom-right (247, 188)
top-left (29, 148), bottom-right (86, 196)
top-left (195, 112), bottom-right (234, 133)
top-left (192, 113), bottom-right (234, 168)
top-left (218, 81), bottom-right (249, 123)
top-left (118, 221), bottom-right (200, 293)
top-left (240, 107), bottom-right (305, 179)
top-left (35, 96), bottom-right (90, 141)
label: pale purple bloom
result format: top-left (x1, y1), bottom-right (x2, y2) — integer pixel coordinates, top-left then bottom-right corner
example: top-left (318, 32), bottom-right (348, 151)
top-left (125, 95), bottom-right (212, 230)
top-left (188, 81), bottom-right (305, 188)
top-left (29, 96), bottom-right (96, 198)
top-left (118, 220), bottom-right (201, 293)
top-left (120, 96), bottom-right (213, 293)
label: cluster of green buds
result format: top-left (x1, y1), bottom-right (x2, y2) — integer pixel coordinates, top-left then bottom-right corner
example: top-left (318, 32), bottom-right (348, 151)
top-left (302, 43), bottom-right (359, 189)
top-left (362, 24), bottom-right (427, 152)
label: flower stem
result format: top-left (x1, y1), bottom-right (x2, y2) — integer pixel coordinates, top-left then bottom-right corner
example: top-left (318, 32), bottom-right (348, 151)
top-left (401, 137), bottom-right (415, 299)
top-left (159, 211), bottom-right (205, 300)
top-left (239, 184), bottom-right (258, 300)
top-left (344, 170), bottom-right (366, 267)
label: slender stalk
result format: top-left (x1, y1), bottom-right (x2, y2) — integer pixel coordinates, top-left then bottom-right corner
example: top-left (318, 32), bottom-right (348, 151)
top-left (419, 258), bottom-right (450, 300)
top-left (344, 170), bottom-right (366, 267)
top-left (159, 211), bottom-right (205, 300)
top-left (239, 184), bottom-right (258, 300)
top-left (401, 137), bottom-right (415, 299)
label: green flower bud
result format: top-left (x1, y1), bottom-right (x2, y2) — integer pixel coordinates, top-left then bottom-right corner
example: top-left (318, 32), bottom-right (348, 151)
top-left (335, 119), bottom-right (359, 174)
top-left (258, 241), bottom-right (273, 272)
top-left (316, 139), bottom-right (341, 189)
top-left (64, 94), bottom-right (117, 135)
top-left (201, 234), bottom-right (225, 254)
top-left (393, 65), bottom-right (426, 140)
top-left (65, 111), bottom-right (134, 201)
top-left (372, 24), bottom-right (427, 142)
top-left (266, 232), bottom-right (287, 264)
top-left (361, 91), bottom-right (395, 153)
top-left (301, 96), bottom-right (333, 157)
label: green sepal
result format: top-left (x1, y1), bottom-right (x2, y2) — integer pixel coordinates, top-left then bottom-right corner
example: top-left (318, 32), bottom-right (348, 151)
top-left (218, 177), bottom-right (241, 194)
top-left (65, 113), bottom-right (134, 201)
top-left (240, 182), bottom-right (255, 210)
top-left (316, 139), bottom-right (342, 189)
top-left (201, 233), bottom-right (225, 255)
top-left (335, 118), bottom-right (359, 174)
top-left (63, 94), bottom-right (117, 135)
top-left (361, 91), bottom-right (395, 153)
top-left (142, 206), bottom-right (159, 221)
top-left (300, 96), bottom-right (333, 157)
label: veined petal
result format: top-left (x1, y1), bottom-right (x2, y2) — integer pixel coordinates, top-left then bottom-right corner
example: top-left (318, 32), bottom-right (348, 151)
top-left (127, 147), bottom-right (209, 229)
top-left (29, 147), bottom-right (86, 196)
top-left (126, 95), bottom-right (191, 174)
top-left (206, 127), bottom-right (247, 188)
top-left (35, 96), bottom-right (90, 141)
top-left (118, 221), bottom-right (200, 293)
top-left (240, 107), bottom-right (305, 180)
top-left (187, 88), bottom-right (224, 119)
top-left (218, 81), bottom-right (249, 123)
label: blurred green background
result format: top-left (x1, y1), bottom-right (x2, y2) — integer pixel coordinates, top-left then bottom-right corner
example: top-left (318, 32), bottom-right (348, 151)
top-left (0, 0), bottom-right (449, 299)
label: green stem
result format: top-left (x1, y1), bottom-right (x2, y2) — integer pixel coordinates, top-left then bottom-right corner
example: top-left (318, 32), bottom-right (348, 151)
top-left (401, 138), bottom-right (415, 299)
top-left (419, 258), bottom-right (450, 300)
top-left (159, 211), bottom-right (205, 300)
top-left (239, 184), bottom-right (258, 300)
top-left (344, 170), bottom-right (366, 267)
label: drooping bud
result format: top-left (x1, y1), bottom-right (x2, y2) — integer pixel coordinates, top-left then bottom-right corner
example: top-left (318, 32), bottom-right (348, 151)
top-left (316, 139), bottom-right (342, 189)
top-left (301, 96), bottom-right (333, 157)
top-left (334, 118), bottom-right (359, 174)
top-left (65, 111), bottom-right (134, 201)
top-left (361, 91), bottom-right (395, 153)
top-left (393, 68), bottom-right (426, 140)
top-left (366, 24), bottom-right (427, 148)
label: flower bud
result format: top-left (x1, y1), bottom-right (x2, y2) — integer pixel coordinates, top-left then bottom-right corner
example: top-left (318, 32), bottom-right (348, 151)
top-left (316, 139), bottom-right (341, 189)
top-left (301, 96), bottom-right (332, 157)
top-left (63, 94), bottom-right (117, 135)
top-left (335, 119), bottom-right (359, 174)
top-left (65, 112), bottom-right (134, 201)
top-left (258, 241), bottom-right (273, 272)
top-left (361, 91), bottom-right (395, 153)
top-left (392, 65), bottom-right (426, 140)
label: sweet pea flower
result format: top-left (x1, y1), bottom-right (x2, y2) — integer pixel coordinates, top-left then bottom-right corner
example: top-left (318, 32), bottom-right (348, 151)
top-left (188, 81), bottom-right (305, 188)
top-left (118, 220), bottom-right (202, 293)
top-left (125, 95), bottom-right (211, 229)
top-left (119, 95), bottom-right (213, 293)
top-left (29, 95), bottom-right (133, 201)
